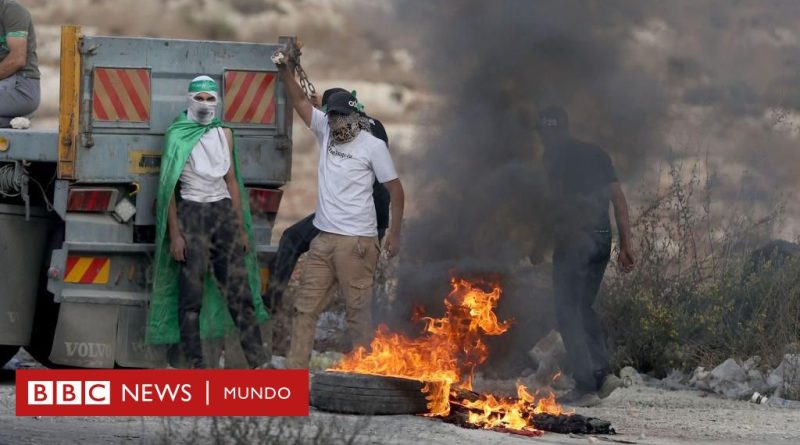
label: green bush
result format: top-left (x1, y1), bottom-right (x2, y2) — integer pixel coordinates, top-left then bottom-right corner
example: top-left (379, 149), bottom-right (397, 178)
top-left (600, 157), bottom-right (800, 376)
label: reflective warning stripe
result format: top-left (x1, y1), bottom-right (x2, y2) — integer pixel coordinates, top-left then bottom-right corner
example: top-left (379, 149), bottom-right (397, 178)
top-left (92, 68), bottom-right (151, 122)
top-left (223, 71), bottom-right (277, 124)
top-left (65, 257), bottom-right (111, 284)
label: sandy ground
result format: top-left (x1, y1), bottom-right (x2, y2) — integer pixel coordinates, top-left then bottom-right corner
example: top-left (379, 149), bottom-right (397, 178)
top-left (1, 366), bottom-right (798, 445)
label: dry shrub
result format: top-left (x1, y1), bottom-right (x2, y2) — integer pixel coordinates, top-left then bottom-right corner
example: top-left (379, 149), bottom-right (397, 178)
top-left (155, 415), bottom-right (372, 445)
top-left (600, 152), bottom-right (800, 376)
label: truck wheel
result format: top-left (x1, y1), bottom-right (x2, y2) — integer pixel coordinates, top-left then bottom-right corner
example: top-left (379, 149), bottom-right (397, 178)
top-left (310, 371), bottom-right (430, 415)
top-left (0, 346), bottom-right (20, 367)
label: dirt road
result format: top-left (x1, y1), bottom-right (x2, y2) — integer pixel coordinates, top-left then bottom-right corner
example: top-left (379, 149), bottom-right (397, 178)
top-left (1, 367), bottom-right (797, 445)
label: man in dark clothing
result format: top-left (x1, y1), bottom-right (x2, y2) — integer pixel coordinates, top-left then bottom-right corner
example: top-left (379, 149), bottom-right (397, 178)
top-left (537, 106), bottom-right (635, 407)
top-left (264, 88), bottom-right (390, 310)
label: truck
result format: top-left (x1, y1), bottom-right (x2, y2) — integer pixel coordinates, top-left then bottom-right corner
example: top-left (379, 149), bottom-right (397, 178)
top-left (0, 26), bottom-right (294, 368)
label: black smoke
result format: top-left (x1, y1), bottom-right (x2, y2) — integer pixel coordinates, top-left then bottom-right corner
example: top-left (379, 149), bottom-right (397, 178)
top-left (369, 0), bottom-right (800, 375)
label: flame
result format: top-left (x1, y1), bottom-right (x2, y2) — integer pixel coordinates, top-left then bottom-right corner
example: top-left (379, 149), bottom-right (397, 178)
top-left (332, 277), bottom-right (568, 432)
top-left (333, 278), bottom-right (507, 415)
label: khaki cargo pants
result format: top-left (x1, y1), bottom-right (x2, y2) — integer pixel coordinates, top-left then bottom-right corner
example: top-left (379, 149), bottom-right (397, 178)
top-left (286, 232), bottom-right (380, 369)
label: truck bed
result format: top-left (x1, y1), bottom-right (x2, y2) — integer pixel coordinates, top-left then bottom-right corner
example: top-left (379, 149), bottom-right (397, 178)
top-left (0, 129), bottom-right (59, 163)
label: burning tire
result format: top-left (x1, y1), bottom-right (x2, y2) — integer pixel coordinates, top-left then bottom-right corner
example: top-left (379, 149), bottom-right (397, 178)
top-left (310, 371), bottom-right (430, 415)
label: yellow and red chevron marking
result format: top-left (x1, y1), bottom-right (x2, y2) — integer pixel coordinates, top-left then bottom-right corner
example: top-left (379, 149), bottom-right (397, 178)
top-left (92, 68), bottom-right (151, 122)
top-left (223, 70), bottom-right (277, 124)
top-left (65, 256), bottom-right (111, 284)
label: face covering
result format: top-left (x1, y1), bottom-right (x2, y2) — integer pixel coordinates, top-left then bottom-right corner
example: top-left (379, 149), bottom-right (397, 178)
top-left (186, 75), bottom-right (219, 125)
top-left (328, 112), bottom-right (365, 145)
top-left (187, 94), bottom-right (217, 125)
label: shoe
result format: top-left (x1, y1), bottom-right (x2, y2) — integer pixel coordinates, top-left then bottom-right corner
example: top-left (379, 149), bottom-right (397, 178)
top-left (558, 389), bottom-right (602, 407)
top-left (597, 374), bottom-right (623, 399)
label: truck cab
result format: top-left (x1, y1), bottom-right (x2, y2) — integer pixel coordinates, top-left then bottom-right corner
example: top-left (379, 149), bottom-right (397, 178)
top-left (0, 26), bottom-right (293, 368)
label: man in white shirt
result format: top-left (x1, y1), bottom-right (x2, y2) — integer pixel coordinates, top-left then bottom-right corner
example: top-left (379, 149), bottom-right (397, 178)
top-left (274, 53), bottom-right (405, 369)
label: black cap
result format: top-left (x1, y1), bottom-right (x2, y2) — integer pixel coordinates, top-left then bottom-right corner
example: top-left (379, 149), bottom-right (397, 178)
top-left (325, 91), bottom-right (359, 115)
top-left (321, 88), bottom-right (348, 107)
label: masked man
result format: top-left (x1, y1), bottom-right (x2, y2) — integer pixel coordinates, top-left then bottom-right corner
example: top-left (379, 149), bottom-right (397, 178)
top-left (275, 53), bottom-right (405, 369)
top-left (146, 76), bottom-right (269, 369)
top-left (265, 87), bottom-right (391, 311)
top-left (537, 106), bottom-right (634, 406)
top-left (0, 0), bottom-right (40, 127)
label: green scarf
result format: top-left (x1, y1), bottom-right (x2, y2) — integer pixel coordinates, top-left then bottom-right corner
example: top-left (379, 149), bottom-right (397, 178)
top-left (146, 112), bottom-right (269, 344)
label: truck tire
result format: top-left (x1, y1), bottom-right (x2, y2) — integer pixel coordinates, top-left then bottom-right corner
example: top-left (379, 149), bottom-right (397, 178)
top-left (0, 345), bottom-right (20, 367)
top-left (310, 371), bottom-right (430, 415)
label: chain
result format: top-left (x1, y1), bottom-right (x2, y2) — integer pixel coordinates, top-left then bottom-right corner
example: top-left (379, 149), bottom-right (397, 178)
top-left (295, 62), bottom-right (316, 98)
top-left (284, 41), bottom-right (316, 99)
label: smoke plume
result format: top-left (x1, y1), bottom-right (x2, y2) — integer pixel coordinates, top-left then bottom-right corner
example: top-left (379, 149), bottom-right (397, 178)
top-left (370, 0), bottom-right (800, 374)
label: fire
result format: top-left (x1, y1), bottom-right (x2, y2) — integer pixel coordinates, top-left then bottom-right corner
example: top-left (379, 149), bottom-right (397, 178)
top-left (332, 277), bottom-right (568, 433)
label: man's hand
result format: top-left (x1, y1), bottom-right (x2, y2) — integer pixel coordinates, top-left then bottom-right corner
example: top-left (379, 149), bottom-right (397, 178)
top-left (309, 92), bottom-right (321, 109)
top-left (170, 234), bottom-right (187, 262)
top-left (618, 243), bottom-right (635, 272)
top-left (240, 230), bottom-right (250, 253)
top-left (384, 230), bottom-right (401, 259)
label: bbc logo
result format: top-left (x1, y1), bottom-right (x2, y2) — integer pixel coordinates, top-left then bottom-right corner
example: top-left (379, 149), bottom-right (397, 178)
top-left (28, 381), bottom-right (111, 405)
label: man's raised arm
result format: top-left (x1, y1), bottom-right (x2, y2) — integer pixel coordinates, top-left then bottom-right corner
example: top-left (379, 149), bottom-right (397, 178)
top-left (275, 55), bottom-right (313, 127)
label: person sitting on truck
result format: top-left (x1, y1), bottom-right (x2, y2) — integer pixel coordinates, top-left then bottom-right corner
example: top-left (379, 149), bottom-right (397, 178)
top-left (274, 51), bottom-right (405, 369)
top-left (0, 0), bottom-right (40, 127)
top-left (146, 76), bottom-right (270, 369)
top-left (264, 87), bottom-right (391, 311)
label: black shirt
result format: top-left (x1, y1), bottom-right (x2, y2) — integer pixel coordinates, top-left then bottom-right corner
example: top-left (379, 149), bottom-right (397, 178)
top-left (367, 116), bottom-right (390, 230)
top-left (543, 138), bottom-right (618, 233)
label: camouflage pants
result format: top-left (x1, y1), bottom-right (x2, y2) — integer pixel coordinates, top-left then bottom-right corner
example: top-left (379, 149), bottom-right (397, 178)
top-left (177, 198), bottom-right (266, 368)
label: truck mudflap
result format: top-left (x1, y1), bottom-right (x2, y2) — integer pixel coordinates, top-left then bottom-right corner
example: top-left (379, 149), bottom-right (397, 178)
top-left (0, 204), bottom-right (54, 347)
top-left (47, 242), bottom-right (170, 368)
top-left (49, 298), bottom-right (169, 369)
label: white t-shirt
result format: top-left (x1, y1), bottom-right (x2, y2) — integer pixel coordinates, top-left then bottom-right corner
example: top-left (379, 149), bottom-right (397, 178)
top-left (179, 127), bottom-right (232, 203)
top-left (309, 108), bottom-right (398, 237)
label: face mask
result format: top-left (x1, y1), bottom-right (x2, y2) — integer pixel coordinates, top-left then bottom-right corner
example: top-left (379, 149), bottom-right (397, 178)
top-left (187, 94), bottom-right (217, 125)
top-left (328, 112), bottom-right (362, 144)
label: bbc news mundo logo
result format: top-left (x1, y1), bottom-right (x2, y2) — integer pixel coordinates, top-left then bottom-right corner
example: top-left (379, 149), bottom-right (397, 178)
top-left (16, 370), bottom-right (309, 417)
top-left (28, 381), bottom-right (112, 405)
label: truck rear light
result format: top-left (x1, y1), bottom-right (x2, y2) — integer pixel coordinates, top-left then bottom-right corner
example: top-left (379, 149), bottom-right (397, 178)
top-left (247, 188), bottom-right (282, 218)
top-left (67, 188), bottom-right (118, 212)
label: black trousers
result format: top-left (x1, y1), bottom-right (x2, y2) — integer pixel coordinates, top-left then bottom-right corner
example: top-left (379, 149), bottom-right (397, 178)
top-left (266, 213), bottom-right (385, 309)
top-left (177, 199), bottom-right (266, 368)
top-left (552, 231), bottom-right (612, 391)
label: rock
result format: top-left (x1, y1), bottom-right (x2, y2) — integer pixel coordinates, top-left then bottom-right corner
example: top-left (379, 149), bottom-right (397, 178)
top-left (10, 117), bottom-right (31, 129)
top-left (742, 356), bottom-right (761, 371)
top-left (270, 355), bottom-right (287, 369)
top-left (660, 369), bottom-right (689, 390)
top-left (767, 366), bottom-right (784, 391)
top-left (690, 366), bottom-right (711, 390)
top-left (707, 359), bottom-right (753, 399)
top-left (308, 350), bottom-right (344, 373)
top-left (524, 330), bottom-right (571, 390)
top-left (620, 366), bottom-right (644, 387)
top-left (777, 354), bottom-right (800, 398)
top-left (710, 358), bottom-right (747, 383)
top-left (747, 369), bottom-right (770, 394)
top-left (528, 330), bottom-right (566, 371)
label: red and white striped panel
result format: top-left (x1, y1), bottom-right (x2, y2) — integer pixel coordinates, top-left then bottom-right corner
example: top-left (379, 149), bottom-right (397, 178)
top-left (223, 70), bottom-right (277, 125)
top-left (92, 68), bottom-right (151, 122)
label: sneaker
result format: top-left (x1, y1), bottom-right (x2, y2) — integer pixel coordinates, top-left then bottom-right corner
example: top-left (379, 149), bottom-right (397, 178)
top-left (597, 374), bottom-right (623, 399)
top-left (558, 389), bottom-right (602, 407)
